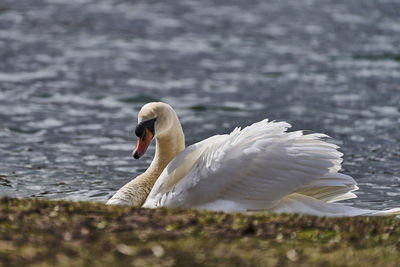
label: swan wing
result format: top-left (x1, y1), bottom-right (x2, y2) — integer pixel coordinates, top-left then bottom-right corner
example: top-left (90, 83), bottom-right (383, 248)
top-left (143, 119), bottom-right (355, 212)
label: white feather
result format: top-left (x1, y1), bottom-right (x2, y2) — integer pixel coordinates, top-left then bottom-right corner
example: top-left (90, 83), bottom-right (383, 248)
top-left (142, 119), bottom-right (399, 216)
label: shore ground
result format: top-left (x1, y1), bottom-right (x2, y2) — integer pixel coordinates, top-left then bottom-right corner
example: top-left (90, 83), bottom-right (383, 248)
top-left (0, 197), bottom-right (399, 266)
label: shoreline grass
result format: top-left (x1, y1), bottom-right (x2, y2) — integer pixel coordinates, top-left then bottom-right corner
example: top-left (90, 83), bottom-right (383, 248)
top-left (0, 197), bottom-right (399, 266)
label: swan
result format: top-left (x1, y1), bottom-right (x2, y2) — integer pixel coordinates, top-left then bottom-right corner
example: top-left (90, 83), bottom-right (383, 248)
top-left (107, 102), bottom-right (400, 216)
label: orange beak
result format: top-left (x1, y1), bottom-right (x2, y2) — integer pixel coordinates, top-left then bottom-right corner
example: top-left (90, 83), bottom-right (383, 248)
top-left (132, 128), bottom-right (154, 159)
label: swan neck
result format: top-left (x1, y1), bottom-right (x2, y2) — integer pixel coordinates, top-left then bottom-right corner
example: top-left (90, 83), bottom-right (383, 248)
top-left (147, 126), bottom-right (185, 181)
top-left (128, 117), bottom-right (185, 207)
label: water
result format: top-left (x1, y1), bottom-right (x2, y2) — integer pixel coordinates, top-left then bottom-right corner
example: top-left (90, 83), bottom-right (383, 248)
top-left (0, 0), bottom-right (399, 210)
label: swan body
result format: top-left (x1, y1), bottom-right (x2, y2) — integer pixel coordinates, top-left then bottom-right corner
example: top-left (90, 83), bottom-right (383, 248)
top-left (107, 102), bottom-right (400, 216)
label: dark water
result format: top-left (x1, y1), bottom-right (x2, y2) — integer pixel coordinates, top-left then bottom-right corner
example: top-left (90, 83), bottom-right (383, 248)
top-left (0, 0), bottom-right (399, 209)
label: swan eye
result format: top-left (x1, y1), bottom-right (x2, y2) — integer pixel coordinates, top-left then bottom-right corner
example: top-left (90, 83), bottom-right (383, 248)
top-left (135, 118), bottom-right (157, 138)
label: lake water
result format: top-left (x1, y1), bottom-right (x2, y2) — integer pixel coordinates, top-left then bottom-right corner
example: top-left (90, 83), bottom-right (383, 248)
top-left (0, 0), bottom-right (399, 210)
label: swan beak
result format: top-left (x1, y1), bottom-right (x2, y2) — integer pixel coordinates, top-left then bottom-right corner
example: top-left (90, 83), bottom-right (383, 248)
top-left (132, 128), bottom-right (154, 159)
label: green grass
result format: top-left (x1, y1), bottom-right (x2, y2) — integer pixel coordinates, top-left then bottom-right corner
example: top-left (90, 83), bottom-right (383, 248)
top-left (0, 197), bottom-right (399, 266)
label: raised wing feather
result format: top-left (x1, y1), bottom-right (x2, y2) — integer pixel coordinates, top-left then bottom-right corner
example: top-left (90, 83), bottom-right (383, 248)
top-left (143, 119), bottom-right (354, 212)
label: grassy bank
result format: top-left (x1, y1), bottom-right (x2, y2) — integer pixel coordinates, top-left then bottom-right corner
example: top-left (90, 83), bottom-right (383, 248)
top-left (0, 197), bottom-right (399, 266)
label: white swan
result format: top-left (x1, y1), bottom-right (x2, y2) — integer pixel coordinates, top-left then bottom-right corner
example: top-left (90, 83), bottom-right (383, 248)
top-left (107, 102), bottom-right (400, 216)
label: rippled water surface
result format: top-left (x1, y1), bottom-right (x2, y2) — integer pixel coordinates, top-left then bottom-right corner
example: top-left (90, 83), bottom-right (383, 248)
top-left (1, 0), bottom-right (399, 209)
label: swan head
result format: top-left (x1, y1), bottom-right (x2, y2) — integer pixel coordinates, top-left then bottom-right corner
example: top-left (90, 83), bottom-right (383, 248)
top-left (132, 102), bottom-right (178, 159)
